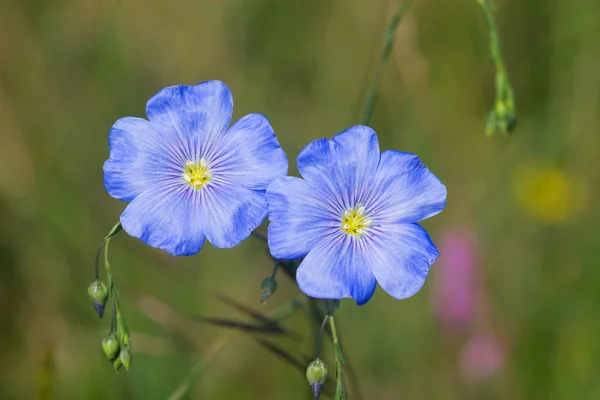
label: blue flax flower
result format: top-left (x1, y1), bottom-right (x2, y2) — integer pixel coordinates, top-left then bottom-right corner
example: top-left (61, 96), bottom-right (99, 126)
top-left (104, 80), bottom-right (288, 256)
top-left (266, 126), bottom-right (446, 305)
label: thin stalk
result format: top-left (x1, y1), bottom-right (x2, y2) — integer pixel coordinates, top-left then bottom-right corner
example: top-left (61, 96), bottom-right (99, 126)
top-left (315, 311), bottom-right (330, 359)
top-left (329, 315), bottom-right (346, 399)
top-left (360, 1), bottom-right (412, 126)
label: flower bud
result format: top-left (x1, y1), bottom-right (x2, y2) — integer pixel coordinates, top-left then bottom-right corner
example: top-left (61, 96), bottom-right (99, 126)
top-left (122, 331), bottom-right (132, 350)
top-left (87, 280), bottom-right (109, 318)
top-left (306, 359), bottom-right (328, 399)
top-left (116, 312), bottom-right (131, 349)
top-left (119, 348), bottom-right (132, 371)
top-left (260, 277), bottom-right (278, 304)
top-left (112, 357), bottom-right (123, 372)
top-left (102, 333), bottom-right (120, 361)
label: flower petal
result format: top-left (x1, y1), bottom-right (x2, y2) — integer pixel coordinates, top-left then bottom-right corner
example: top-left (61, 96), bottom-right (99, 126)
top-left (210, 113), bottom-right (288, 190)
top-left (103, 117), bottom-right (185, 202)
top-left (367, 223), bottom-right (439, 299)
top-left (266, 176), bottom-right (339, 259)
top-left (368, 150), bottom-right (447, 224)
top-left (197, 183), bottom-right (268, 248)
top-left (296, 125), bottom-right (380, 210)
top-left (145, 80), bottom-right (233, 160)
top-left (296, 235), bottom-right (377, 305)
top-left (120, 183), bottom-right (206, 256)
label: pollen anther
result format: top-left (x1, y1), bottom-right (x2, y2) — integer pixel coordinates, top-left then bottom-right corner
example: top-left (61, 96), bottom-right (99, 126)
top-left (183, 158), bottom-right (212, 189)
top-left (341, 204), bottom-right (371, 237)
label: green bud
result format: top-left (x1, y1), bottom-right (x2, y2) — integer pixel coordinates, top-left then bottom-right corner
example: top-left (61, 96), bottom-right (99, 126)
top-left (260, 277), bottom-right (278, 304)
top-left (122, 331), bottom-right (132, 350)
top-left (102, 333), bottom-right (120, 361)
top-left (112, 357), bottom-right (123, 372)
top-left (116, 312), bottom-right (132, 349)
top-left (306, 359), bottom-right (328, 399)
top-left (88, 280), bottom-right (109, 318)
top-left (119, 348), bottom-right (132, 371)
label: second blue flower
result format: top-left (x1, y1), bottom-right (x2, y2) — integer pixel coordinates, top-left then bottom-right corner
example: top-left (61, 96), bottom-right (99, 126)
top-left (266, 126), bottom-right (446, 305)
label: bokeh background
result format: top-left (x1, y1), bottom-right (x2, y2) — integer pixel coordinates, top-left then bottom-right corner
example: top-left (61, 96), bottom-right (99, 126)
top-left (1, 0), bottom-right (599, 399)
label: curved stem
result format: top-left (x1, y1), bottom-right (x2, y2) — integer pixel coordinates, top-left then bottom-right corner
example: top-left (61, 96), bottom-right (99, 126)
top-left (330, 314), bottom-right (347, 399)
top-left (315, 311), bottom-right (330, 359)
top-left (251, 229), bottom-right (268, 242)
top-left (270, 261), bottom-right (279, 280)
top-left (360, 1), bottom-right (412, 126)
top-left (93, 241), bottom-right (105, 281)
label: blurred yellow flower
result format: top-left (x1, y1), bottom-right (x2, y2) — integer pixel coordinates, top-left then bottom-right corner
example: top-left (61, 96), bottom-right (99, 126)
top-left (514, 166), bottom-right (583, 222)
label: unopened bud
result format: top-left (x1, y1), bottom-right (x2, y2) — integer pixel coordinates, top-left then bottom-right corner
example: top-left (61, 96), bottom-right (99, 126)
top-left (306, 359), bottom-right (328, 399)
top-left (102, 333), bottom-right (120, 361)
top-left (112, 357), bottom-right (123, 372)
top-left (260, 277), bottom-right (278, 304)
top-left (122, 331), bottom-right (132, 350)
top-left (116, 312), bottom-right (131, 350)
top-left (88, 280), bottom-right (109, 318)
top-left (119, 348), bottom-right (132, 371)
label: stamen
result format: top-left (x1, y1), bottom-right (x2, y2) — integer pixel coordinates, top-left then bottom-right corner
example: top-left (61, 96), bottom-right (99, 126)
top-left (183, 158), bottom-right (212, 189)
top-left (341, 205), bottom-right (372, 237)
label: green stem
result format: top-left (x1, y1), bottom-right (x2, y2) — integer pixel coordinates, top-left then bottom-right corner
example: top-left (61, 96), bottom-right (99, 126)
top-left (104, 236), bottom-right (122, 312)
top-left (478, 0), bottom-right (505, 71)
top-left (250, 229), bottom-right (268, 242)
top-left (329, 314), bottom-right (346, 399)
top-left (104, 237), bottom-right (113, 290)
top-left (93, 241), bottom-right (105, 281)
top-left (478, 0), bottom-right (516, 135)
top-left (315, 310), bottom-right (330, 359)
top-left (105, 222), bottom-right (123, 240)
top-left (270, 261), bottom-right (279, 280)
top-left (110, 288), bottom-right (117, 333)
top-left (360, 1), bottom-right (411, 126)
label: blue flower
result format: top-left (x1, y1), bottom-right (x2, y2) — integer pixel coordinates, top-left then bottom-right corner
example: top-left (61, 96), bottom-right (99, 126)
top-left (266, 125), bottom-right (446, 305)
top-left (104, 80), bottom-right (288, 256)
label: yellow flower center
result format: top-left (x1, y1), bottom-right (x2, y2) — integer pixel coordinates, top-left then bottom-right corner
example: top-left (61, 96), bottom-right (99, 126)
top-left (341, 205), bottom-right (371, 237)
top-left (183, 158), bottom-right (212, 189)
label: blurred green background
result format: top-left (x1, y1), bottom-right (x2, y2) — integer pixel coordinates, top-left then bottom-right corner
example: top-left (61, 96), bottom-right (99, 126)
top-left (1, 0), bottom-right (599, 399)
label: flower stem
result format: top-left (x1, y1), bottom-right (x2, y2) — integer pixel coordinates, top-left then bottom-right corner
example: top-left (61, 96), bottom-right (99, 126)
top-left (105, 221), bottom-right (123, 240)
top-left (477, 0), bottom-right (516, 136)
top-left (270, 261), bottom-right (279, 279)
top-left (315, 310), bottom-right (330, 359)
top-left (104, 237), bottom-right (113, 291)
top-left (93, 241), bottom-right (105, 281)
top-left (251, 229), bottom-right (268, 242)
top-left (329, 314), bottom-right (347, 399)
top-left (360, 1), bottom-right (412, 126)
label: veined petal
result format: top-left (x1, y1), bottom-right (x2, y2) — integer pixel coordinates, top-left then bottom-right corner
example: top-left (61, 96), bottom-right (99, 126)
top-left (198, 183), bottom-right (267, 248)
top-left (120, 183), bottom-right (206, 256)
top-left (145, 80), bottom-right (233, 161)
top-left (296, 235), bottom-right (377, 305)
top-left (104, 117), bottom-right (184, 202)
top-left (210, 113), bottom-right (288, 190)
top-left (266, 176), bottom-right (339, 260)
top-left (367, 223), bottom-right (439, 299)
top-left (296, 125), bottom-right (380, 210)
top-left (368, 150), bottom-right (447, 224)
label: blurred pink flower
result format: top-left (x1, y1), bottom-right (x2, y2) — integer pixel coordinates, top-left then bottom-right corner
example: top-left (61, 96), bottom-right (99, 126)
top-left (459, 332), bottom-right (505, 383)
top-left (431, 227), bottom-right (478, 330)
